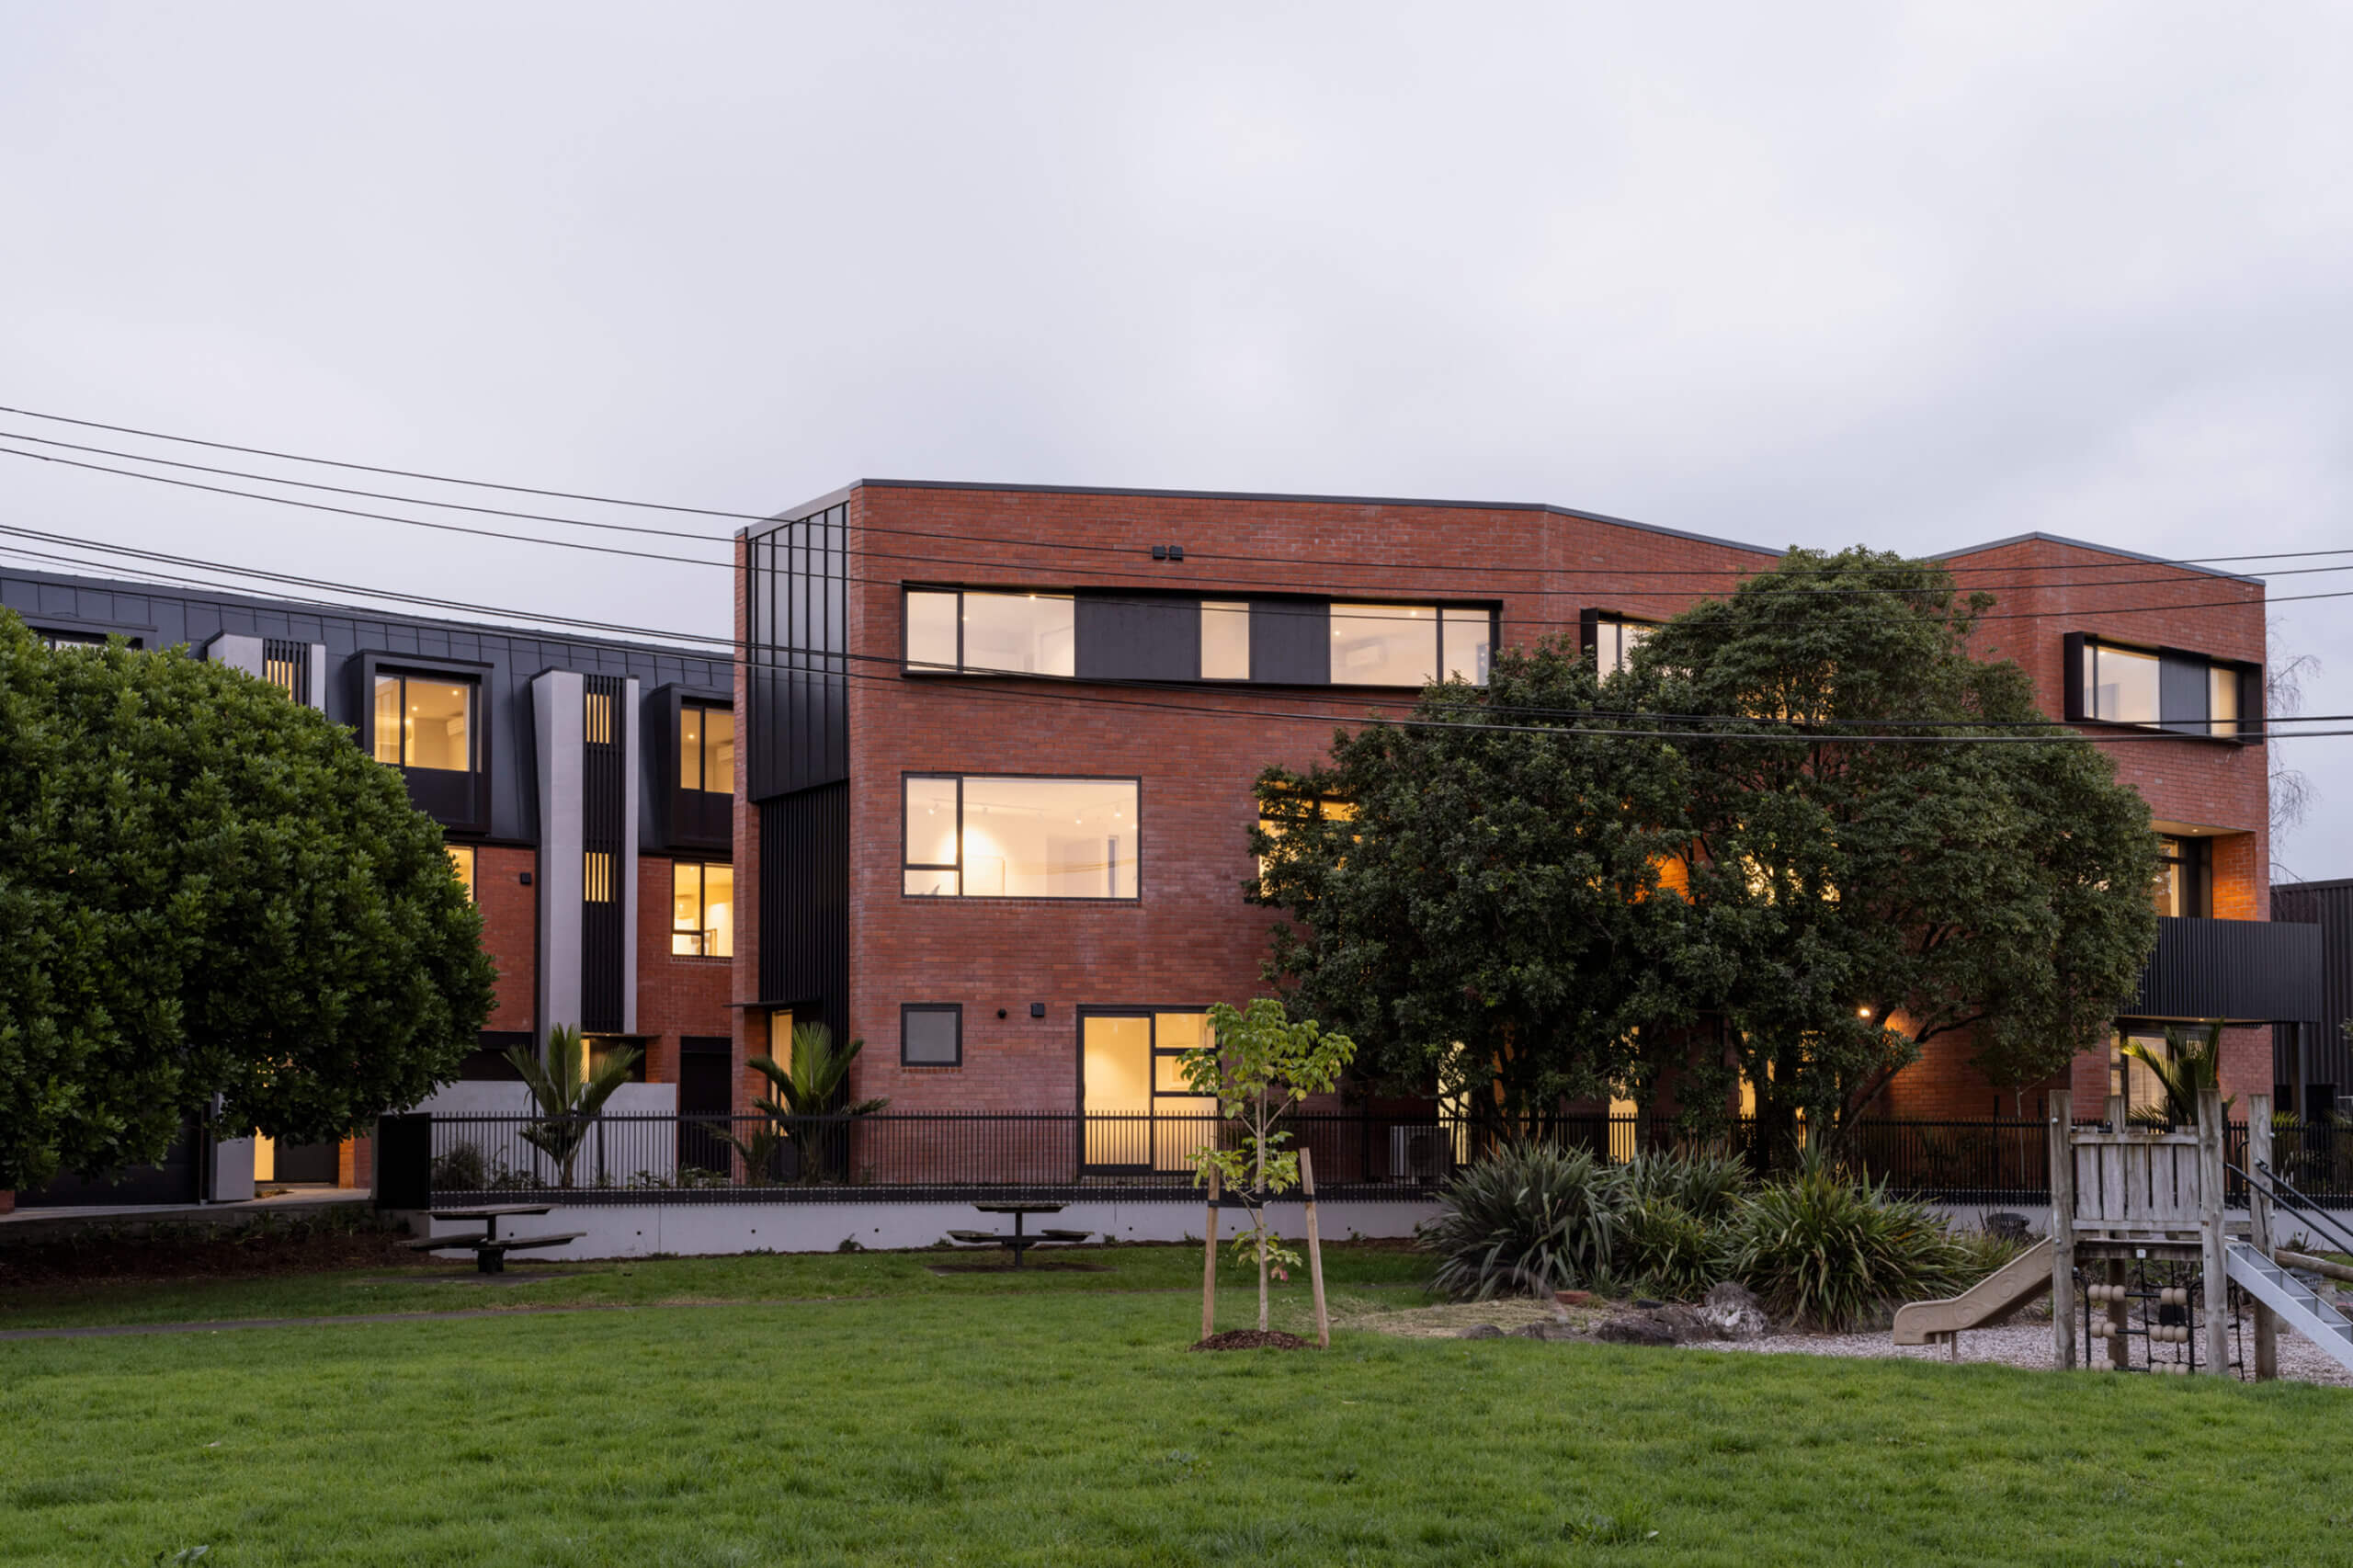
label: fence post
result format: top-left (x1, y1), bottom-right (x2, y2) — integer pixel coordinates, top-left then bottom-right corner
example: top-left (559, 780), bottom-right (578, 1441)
top-left (2048, 1090), bottom-right (2075, 1370)
top-left (2197, 1086), bottom-right (2231, 1377)
top-left (2249, 1094), bottom-right (2277, 1381)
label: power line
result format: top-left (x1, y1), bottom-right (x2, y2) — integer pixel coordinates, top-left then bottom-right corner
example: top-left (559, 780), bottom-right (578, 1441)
top-left (2, 399), bottom-right (2342, 584)
top-left (0, 443), bottom-right (2315, 637)
top-left (5, 528), bottom-right (2345, 745)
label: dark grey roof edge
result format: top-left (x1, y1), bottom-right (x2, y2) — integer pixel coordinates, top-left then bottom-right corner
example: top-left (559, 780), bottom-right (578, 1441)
top-left (1929, 531), bottom-right (2264, 586)
top-left (0, 563), bottom-right (732, 668)
top-left (2276, 877), bottom-right (2353, 894)
top-left (746, 478), bottom-right (1785, 558)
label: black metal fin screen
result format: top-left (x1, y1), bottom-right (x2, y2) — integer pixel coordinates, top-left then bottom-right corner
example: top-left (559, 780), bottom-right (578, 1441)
top-left (581, 674), bottom-right (628, 1034)
top-left (263, 639), bottom-right (310, 705)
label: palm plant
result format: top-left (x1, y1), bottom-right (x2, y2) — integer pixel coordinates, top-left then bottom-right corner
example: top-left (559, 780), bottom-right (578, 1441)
top-left (2120, 1019), bottom-right (2233, 1129)
top-left (745, 1022), bottom-right (889, 1184)
top-left (504, 1025), bottom-right (641, 1187)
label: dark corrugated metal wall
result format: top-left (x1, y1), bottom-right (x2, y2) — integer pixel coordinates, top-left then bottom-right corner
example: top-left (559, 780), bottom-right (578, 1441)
top-left (759, 783), bottom-right (848, 1045)
top-left (745, 502), bottom-right (848, 801)
top-left (2273, 880), bottom-right (2353, 1112)
top-left (581, 674), bottom-right (628, 1034)
top-left (2128, 914), bottom-right (2321, 1021)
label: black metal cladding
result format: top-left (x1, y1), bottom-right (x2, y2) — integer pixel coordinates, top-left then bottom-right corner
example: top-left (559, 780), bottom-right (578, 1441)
top-left (2129, 915), bottom-right (2322, 1022)
top-left (263, 638), bottom-right (311, 705)
top-left (581, 674), bottom-right (628, 1035)
top-left (1074, 595), bottom-right (1198, 681)
top-left (746, 503), bottom-right (847, 801)
top-left (1248, 599), bottom-right (1329, 684)
top-left (759, 782), bottom-right (848, 1046)
top-left (2273, 880), bottom-right (2353, 1108)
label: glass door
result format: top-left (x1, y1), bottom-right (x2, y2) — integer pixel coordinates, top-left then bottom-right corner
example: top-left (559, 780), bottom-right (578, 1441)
top-left (1081, 1010), bottom-right (1218, 1172)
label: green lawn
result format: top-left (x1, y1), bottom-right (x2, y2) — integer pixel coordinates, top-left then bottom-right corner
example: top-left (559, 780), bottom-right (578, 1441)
top-left (3, 1248), bottom-right (2344, 1566)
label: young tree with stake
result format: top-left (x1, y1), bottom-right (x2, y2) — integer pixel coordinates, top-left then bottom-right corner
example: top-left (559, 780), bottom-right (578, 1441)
top-left (1181, 998), bottom-right (1356, 1333)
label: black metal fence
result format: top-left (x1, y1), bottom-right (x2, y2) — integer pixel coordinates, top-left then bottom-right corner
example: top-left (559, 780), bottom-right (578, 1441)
top-left (381, 1110), bottom-right (2353, 1208)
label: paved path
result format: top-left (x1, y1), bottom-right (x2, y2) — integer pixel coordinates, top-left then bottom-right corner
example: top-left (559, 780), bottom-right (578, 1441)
top-left (0, 1302), bottom-right (664, 1341)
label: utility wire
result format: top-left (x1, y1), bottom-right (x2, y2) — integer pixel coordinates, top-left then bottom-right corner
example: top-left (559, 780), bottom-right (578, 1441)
top-left (0, 444), bottom-right (2309, 635)
top-left (4, 527), bottom-right (2344, 745)
top-left (1, 400), bottom-right (2340, 582)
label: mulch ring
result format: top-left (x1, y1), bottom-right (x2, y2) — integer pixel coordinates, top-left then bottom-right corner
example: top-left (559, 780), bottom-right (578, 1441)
top-left (1189, 1329), bottom-right (1312, 1351)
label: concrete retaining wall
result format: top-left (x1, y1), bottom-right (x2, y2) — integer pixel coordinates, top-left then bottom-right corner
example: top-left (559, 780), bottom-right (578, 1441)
top-left (400, 1197), bottom-right (1438, 1260)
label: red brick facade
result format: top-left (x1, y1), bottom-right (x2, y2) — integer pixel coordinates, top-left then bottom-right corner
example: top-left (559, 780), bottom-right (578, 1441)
top-left (737, 490), bottom-right (2279, 1125)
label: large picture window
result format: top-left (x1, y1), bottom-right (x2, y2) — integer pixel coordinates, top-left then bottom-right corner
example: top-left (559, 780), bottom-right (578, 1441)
top-left (372, 673), bottom-right (474, 771)
top-left (1328, 604), bottom-right (1492, 687)
top-left (904, 774), bottom-right (1139, 899)
top-left (672, 861), bottom-right (734, 956)
top-left (679, 702), bottom-right (735, 793)
top-left (904, 588), bottom-right (1075, 676)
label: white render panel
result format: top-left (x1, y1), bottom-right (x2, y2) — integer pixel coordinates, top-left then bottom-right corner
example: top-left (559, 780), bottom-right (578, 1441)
top-left (533, 669), bottom-right (586, 1047)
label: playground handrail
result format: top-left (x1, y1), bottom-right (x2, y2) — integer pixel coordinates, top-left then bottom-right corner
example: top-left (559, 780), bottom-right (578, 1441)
top-left (2235, 1159), bottom-right (2353, 1260)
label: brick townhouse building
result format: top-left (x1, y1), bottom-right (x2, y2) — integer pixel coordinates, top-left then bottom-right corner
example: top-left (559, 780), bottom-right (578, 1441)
top-left (2, 566), bottom-right (736, 1207)
top-left (731, 481), bottom-right (2325, 1153)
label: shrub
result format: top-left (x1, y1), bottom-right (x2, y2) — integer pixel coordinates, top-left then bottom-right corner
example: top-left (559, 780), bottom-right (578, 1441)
top-left (428, 1142), bottom-right (486, 1192)
top-left (1725, 1153), bottom-right (1966, 1329)
top-left (1618, 1197), bottom-right (1724, 1300)
top-left (1622, 1146), bottom-right (1750, 1222)
top-left (1421, 1143), bottom-right (1626, 1300)
top-left (1950, 1223), bottom-right (2035, 1286)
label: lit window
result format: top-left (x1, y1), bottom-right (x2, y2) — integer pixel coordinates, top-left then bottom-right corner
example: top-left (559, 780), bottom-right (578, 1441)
top-left (1441, 608), bottom-right (1492, 684)
top-left (904, 774), bottom-right (1138, 899)
top-left (2209, 667), bottom-right (2240, 739)
top-left (2083, 642), bottom-right (2159, 725)
top-left (1256, 797), bottom-right (1355, 887)
top-left (679, 703), bottom-right (734, 793)
top-left (1595, 619), bottom-right (1655, 677)
top-left (902, 588), bottom-right (1075, 676)
top-left (2151, 835), bottom-right (2210, 918)
top-left (1201, 601), bottom-right (1251, 680)
top-left (372, 674), bottom-right (473, 771)
top-left (585, 688), bottom-right (614, 745)
top-left (585, 851), bottom-right (617, 904)
top-left (672, 861), bottom-right (734, 956)
top-left (902, 1005), bottom-right (961, 1066)
top-left (263, 640), bottom-right (309, 701)
top-left (447, 845), bottom-right (477, 903)
top-left (906, 591), bottom-right (959, 669)
top-left (1330, 604), bottom-right (1438, 686)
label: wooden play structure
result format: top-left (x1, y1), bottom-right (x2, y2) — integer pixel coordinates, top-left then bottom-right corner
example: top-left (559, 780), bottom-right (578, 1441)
top-left (1893, 1088), bottom-right (2353, 1377)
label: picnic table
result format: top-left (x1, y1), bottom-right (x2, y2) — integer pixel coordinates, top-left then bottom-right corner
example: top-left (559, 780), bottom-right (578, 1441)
top-left (405, 1204), bottom-right (585, 1274)
top-left (946, 1201), bottom-right (1091, 1267)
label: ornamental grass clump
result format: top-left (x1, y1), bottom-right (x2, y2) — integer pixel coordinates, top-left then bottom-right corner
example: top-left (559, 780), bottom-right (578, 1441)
top-left (1726, 1153), bottom-right (1967, 1330)
top-left (1422, 1143), bottom-right (1627, 1301)
top-left (1617, 1196), bottom-right (1724, 1301)
top-left (1622, 1147), bottom-right (1750, 1223)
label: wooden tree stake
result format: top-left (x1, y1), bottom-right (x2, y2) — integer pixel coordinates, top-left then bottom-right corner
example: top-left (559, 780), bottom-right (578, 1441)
top-left (2249, 1093), bottom-right (2278, 1381)
top-left (2197, 1085), bottom-right (2231, 1377)
top-left (2049, 1090), bottom-right (2075, 1371)
top-left (1301, 1148), bottom-right (1329, 1349)
top-left (1201, 1165), bottom-right (1221, 1342)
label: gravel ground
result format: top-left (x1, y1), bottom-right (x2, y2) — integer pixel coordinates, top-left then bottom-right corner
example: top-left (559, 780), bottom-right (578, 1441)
top-left (1699, 1314), bottom-right (2353, 1388)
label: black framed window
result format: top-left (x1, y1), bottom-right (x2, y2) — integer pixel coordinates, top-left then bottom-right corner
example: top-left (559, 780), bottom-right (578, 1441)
top-left (671, 860), bottom-right (734, 957)
top-left (371, 671), bottom-right (476, 771)
top-left (2153, 835), bottom-right (2211, 918)
top-left (679, 701), bottom-right (734, 793)
top-left (904, 588), bottom-right (1075, 676)
top-left (1593, 617), bottom-right (1656, 677)
top-left (903, 773), bottom-right (1139, 899)
top-left (902, 1004), bottom-right (962, 1066)
top-left (446, 845), bottom-right (477, 903)
top-left (2065, 632), bottom-right (2258, 740)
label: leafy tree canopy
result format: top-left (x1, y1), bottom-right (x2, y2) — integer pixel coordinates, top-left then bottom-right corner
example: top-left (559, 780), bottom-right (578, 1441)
top-left (0, 613), bottom-right (496, 1189)
top-left (1255, 548), bottom-right (2158, 1136)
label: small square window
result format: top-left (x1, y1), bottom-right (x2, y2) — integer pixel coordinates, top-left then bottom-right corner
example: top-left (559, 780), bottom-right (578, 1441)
top-left (902, 1005), bottom-right (961, 1066)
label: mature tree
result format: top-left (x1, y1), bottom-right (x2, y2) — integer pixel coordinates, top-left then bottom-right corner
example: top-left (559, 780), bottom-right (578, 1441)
top-left (0, 613), bottom-right (495, 1190)
top-left (1254, 549), bottom-right (2158, 1142)
top-left (1643, 548), bottom-right (2158, 1137)
top-left (1254, 640), bottom-right (1733, 1125)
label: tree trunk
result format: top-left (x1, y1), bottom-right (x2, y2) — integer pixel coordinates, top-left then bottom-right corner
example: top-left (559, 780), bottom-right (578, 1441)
top-left (1255, 1091), bottom-right (1270, 1332)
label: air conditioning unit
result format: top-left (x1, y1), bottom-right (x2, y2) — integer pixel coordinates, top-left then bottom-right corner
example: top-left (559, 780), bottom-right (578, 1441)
top-left (1389, 1125), bottom-right (1452, 1185)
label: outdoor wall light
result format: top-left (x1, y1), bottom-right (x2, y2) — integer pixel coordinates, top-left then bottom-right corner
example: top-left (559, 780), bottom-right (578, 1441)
top-left (997, 1008), bottom-right (1008, 1019)
top-left (1029, 1003), bottom-right (1045, 1018)
top-left (1857, 1006), bottom-right (1872, 1019)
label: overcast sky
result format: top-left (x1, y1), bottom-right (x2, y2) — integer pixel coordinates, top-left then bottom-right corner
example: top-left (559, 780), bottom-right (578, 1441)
top-left (5, 4), bottom-right (2350, 877)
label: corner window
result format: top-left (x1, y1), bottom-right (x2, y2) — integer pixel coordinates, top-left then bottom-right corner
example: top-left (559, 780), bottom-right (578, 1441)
top-left (902, 1005), bottom-right (962, 1066)
top-left (2083, 642), bottom-right (2159, 725)
top-left (2209, 667), bottom-right (2240, 740)
top-left (1441, 607), bottom-right (1492, 684)
top-left (372, 673), bottom-right (474, 771)
top-left (672, 861), bottom-right (734, 956)
top-left (904, 774), bottom-right (1139, 899)
top-left (679, 702), bottom-right (735, 793)
top-left (447, 845), bottom-right (477, 903)
top-left (903, 588), bottom-right (1074, 676)
top-left (1595, 618), bottom-right (1656, 678)
top-left (1201, 601), bottom-right (1251, 680)
top-left (2152, 835), bottom-right (2211, 918)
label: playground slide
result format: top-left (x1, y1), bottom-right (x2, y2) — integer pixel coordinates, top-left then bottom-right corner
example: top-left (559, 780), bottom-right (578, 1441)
top-left (1891, 1238), bottom-right (2053, 1346)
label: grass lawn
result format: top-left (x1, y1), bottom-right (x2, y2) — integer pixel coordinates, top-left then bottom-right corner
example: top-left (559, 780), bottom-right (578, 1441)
top-left (3, 1246), bottom-right (2345, 1566)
